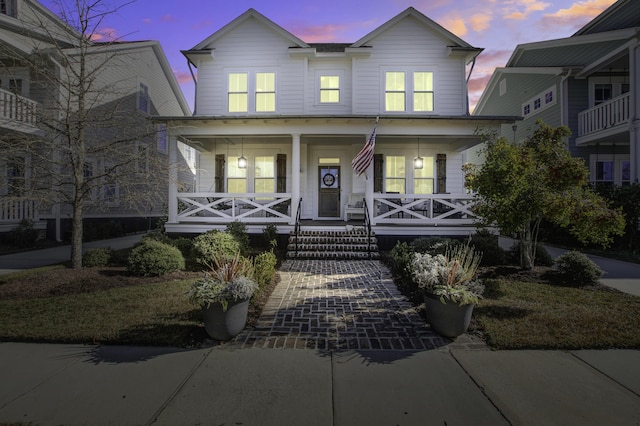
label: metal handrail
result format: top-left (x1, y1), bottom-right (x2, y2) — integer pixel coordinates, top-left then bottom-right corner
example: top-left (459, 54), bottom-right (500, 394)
top-left (294, 197), bottom-right (302, 257)
top-left (363, 198), bottom-right (372, 260)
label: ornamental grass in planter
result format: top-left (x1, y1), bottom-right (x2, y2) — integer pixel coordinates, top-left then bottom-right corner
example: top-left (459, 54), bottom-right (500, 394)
top-left (187, 253), bottom-right (257, 341)
top-left (411, 244), bottom-right (484, 337)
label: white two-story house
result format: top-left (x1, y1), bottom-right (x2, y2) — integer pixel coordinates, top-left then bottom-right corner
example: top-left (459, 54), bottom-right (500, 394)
top-left (163, 7), bottom-right (515, 237)
top-left (0, 0), bottom-right (190, 241)
top-left (475, 0), bottom-right (640, 188)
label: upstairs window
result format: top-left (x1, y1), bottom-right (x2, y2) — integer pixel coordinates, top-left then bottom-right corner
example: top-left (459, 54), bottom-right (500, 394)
top-left (255, 73), bottom-right (275, 112)
top-left (228, 73), bottom-right (248, 113)
top-left (385, 71), bottom-right (434, 113)
top-left (385, 72), bottom-right (405, 112)
top-left (137, 82), bottom-right (150, 114)
top-left (0, 0), bottom-right (17, 17)
top-left (522, 86), bottom-right (556, 117)
top-left (320, 75), bottom-right (340, 103)
top-left (6, 157), bottom-right (25, 196)
top-left (413, 72), bottom-right (434, 112)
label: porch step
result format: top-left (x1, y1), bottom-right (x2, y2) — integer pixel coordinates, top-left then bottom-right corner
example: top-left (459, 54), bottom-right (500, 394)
top-left (286, 229), bottom-right (379, 260)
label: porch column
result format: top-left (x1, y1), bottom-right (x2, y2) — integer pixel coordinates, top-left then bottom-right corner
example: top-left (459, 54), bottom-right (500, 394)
top-left (631, 44), bottom-right (640, 183)
top-left (291, 133), bottom-right (301, 224)
top-left (167, 133), bottom-right (178, 225)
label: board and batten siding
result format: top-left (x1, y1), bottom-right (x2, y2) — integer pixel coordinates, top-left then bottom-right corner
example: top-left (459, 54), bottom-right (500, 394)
top-left (352, 16), bottom-right (466, 116)
top-left (194, 17), bottom-right (305, 116)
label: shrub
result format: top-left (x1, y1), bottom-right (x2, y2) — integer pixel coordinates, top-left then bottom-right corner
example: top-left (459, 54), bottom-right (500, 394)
top-left (226, 221), bottom-right (250, 255)
top-left (193, 230), bottom-right (240, 266)
top-left (127, 240), bottom-right (185, 277)
top-left (391, 241), bottom-right (414, 283)
top-left (169, 237), bottom-right (193, 257)
top-left (253, 250), bottom-right (277, 290)
top-left (411, 236), bottom-right (459, 256)
top-left (6, 219), bottom-right (40, 249)
top-left (469, 231), bottom-right (507, 266)
top-left (262, 223), bottom-right (278, 248)
top-left (555, 251), bottom-right (603, 287)
top-left (82, 248), bottom-right (113, 267)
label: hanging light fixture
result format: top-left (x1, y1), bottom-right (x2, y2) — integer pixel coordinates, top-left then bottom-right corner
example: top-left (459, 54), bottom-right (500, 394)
top-left (414, 138), bottom-right (423, 169)
top-left (238, 138), bottom-right (247, 169)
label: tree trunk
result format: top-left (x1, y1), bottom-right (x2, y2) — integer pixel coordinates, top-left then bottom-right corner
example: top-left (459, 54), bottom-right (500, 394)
top-left (520, 226), bottom-right (535, 270)
top-left (70, 201), bottom-right (83, 269)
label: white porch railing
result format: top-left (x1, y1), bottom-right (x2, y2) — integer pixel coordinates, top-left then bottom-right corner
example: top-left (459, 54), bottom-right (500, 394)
top-left (0, 88), bottom-right (38, 127)
top-left (372, 194), bottom-right (477, 226)
top-left (177, 193), bottom-right (293, 223)
top-left (578, 93), bottom-right (630, 137)
top-left (0, 199), bottom-right (39, 222)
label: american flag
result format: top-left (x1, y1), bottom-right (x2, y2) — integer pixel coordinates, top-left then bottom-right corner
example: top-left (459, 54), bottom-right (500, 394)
top-left (352, 118), bottom-right (378, 177)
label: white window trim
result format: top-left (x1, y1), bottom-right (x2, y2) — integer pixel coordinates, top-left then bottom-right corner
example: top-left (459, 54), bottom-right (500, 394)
top-left (588, 76), bottom-right (629, 107)
top-left (521, 85), bottom-right (556, 118)
top-left (315, 70), bottom-right (345, 106)
top-left (381, 67), bottom-right (437, 115)
top-left (589, 154), bottom-right (630, 186)
top-left (225, 69), bottom-right (278, 115)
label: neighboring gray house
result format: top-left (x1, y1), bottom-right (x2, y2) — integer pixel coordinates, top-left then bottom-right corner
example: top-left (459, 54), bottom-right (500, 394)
top-left (0, 0), bottom-right (191, 241)
top-left (474, 0), bottom-right (640, 188)
top-left (163, 8), bottom-right (515, 237)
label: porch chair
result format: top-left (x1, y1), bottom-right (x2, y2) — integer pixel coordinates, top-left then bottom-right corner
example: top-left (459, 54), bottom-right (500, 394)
top-left (344, 193), bottom-right (365, 221)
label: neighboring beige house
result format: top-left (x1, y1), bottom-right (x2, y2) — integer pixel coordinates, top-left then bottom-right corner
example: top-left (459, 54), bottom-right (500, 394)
top-left (0, 0), bottom-right (190, 241)
top-left (474, 0), bottom-right (640, 188)
top-left (163, 8), bottom-right (515, 238)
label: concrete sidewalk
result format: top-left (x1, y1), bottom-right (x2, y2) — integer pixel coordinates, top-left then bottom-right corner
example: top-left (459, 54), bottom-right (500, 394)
top-left (0, 234), bottom-right (144, 275)
top-left (1, 342), bottom-right (639, 425)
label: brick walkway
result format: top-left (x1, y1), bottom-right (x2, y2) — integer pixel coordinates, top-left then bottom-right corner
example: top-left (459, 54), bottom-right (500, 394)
top-left (231, 259), bottom-right (454, 351)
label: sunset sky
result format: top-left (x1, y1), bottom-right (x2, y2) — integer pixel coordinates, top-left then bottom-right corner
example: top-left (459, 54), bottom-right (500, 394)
top-left (41, 0), bottom-right (618, 113)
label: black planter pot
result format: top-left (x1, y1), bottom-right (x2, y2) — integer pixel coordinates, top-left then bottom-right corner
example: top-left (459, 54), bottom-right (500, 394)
top-left (202, 297), bottom-right (250, 341)
top-left (424, 293), bottom-right (474, 338)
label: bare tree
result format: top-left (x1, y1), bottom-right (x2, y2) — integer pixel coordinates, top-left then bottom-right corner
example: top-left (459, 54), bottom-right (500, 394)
top-left (0, 0), bottom-right (171, 268)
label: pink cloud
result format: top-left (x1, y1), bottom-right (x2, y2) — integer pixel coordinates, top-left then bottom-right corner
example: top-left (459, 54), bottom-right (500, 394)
top-left (191, 19), bottom-right (213, 30)
top-left (540, 0), bottom-right (616, 30)
top-left (439, 13), bottom-right (468, 37)
top-left (161, 14), bottom-right (176, 23)
top-left (288, 22), bottom-right (360, 43)
top-left (469, 13), bottom-right (492, 32)
top-left (504, 0), bottom-right (551, 20)
top-left (174, 70), bottom-right (192, 85)
top-left (90, 27), bottom-right (119, 42)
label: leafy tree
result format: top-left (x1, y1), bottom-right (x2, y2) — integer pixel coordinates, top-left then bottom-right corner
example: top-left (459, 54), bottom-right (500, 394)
top-left (463, 121), bottom-right (624, 269)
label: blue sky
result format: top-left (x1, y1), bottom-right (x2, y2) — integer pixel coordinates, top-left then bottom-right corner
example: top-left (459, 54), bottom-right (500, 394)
top-left (41, 0), bottom-right (618, 112)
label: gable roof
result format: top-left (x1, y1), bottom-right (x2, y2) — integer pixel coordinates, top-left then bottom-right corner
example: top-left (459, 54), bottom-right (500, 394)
top-left (352, 7), bottom-right (478, 51)
top-left (191, 8), bottom-right (309, 51)
top-left (574, 0), bottom-right (639, 36)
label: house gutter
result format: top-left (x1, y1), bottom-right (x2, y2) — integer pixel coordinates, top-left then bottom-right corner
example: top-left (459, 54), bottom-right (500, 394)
top-left (465, 57), bottom-right (477, 116)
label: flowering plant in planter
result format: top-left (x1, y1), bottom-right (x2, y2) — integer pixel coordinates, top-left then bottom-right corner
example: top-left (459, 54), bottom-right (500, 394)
top-left (411, 243), bottom-right (484, 306)
top-left (188, 253), bottom-right (257, 311)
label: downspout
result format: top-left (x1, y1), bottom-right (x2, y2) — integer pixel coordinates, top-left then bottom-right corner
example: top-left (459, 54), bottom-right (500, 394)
top-left (187, 60), bottom-right (197, 115)
top-left (560, 69), bottom-right (572, 127)
top-left (465, 57), bottom-right (476, 116)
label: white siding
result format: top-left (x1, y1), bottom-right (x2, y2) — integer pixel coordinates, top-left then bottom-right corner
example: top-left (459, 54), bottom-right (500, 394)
top-left (353, 16), bottom-right (466, 116)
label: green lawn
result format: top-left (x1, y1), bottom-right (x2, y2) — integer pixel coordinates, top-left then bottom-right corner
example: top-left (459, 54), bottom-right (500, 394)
top-left (475, 278), bottom-right (640, 349)
top-left (0, 271), bottom-right (205, 347)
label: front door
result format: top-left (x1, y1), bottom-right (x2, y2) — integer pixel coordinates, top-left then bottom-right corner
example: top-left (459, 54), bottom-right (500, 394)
top-left (318, 165), bottom-right (340, 217)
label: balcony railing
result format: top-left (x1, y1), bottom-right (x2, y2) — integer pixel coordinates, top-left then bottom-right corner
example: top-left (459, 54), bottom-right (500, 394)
top-left (0, 199), bottom-right (39, 222)
top-left (578, 93), bottom-right (630, 137)
top-left (0, 88), bottom-right (38, 127)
